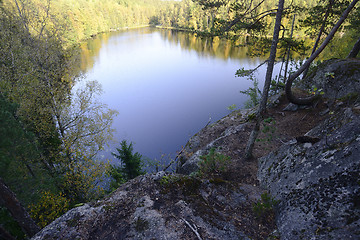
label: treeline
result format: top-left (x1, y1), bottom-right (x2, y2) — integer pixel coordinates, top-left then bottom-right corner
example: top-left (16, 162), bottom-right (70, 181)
top-left (4, 0), bottom-right (167, 45)
top-left (152, 0), bottom-right (359, 59)
top-left (152, 0), bottom-right (318, 34)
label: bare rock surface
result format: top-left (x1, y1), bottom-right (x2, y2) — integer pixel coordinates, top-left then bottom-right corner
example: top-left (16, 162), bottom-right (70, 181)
top-left (31, 172), bottom-right (272, 240)
top-left (258, 107), bottom-right (360, 239)
top-left (299, 58), bottom-right (360, 102)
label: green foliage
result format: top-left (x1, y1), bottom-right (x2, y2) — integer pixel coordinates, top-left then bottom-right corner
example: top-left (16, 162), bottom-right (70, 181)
top-left (253, 192), bottom-right (279, 221)
top-left (308, 85), bottom-right (325, 96)
top-left (29, 191), bottom-right (70, 228)
top-left (299, 0), bottom-right (354, 38)
top-left (0, 4), bottom-right (116, 232)
top-left (270, 79), bottom-right (285, 93)
top-left (0, 206), bottom-right (25, 239)
top-left (149, 16), bottom-right (160, 26)
top-left (159, 174), bottom-right (181, 185)
top-left (60, 152), bottom-right (108, 204)
top-left (58, 80), bottom-right (118, 160)
top-left (112, 140), bottom-right (145, 182)
top-left (144, 153), bottom-right (173, 173)
top-left (257, 117), bottom-right (276, 143)
top-left (107, 165), bottom-right (126, 192)
top-left (159, 174), bottom-right (201, 197)
top-left (4, 0), bottom-right (167, 46)
top-left (198, 148), bottom-right (230, 178)
top-left (324, 72), bottom-right (335, 79)
top-left (227, 104), bottom-right (237, 112)
top-left (237, 69), bottom-right (262, 109)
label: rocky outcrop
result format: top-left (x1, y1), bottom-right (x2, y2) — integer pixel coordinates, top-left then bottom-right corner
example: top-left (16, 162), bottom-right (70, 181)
top-left (31, 59), bottom-right (360, 240)
top-left (258, 59), bottom-right (360, 239)
top-left (258, 107), bottom-right (360, 239)
top-left (176, 93), bottom-right (283, 176)
top-left (300, 58), bottom-right (360, 102)
top-left (31, 172), bottom-right (273, 240)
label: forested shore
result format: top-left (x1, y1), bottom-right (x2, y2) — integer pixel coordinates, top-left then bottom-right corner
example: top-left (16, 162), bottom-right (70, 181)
top-left (0, 0), bottom-right (359, 239)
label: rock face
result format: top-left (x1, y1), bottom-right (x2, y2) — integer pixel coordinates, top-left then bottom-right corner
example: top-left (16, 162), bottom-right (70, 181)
top-left (300, 58), bottom-right (360, 102)
top-left (258, 59), bottom-right (360, 239)
top-left (258, 107), bottom-right (360, 239)
top-left (31, 172), bottom-right (270, 240)
top-left (176, 108), bottom-right (255, 175)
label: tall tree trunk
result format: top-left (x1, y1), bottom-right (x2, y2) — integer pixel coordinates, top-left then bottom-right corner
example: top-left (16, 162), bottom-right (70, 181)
top-left (283, 14), bottom-right (296, 81)
top-left (245, 0), bottom-right (285, 159)
top-left (302, 0), bottom-right (334, 79)
top-left (0, 177), bottom-right (40, 237)
top-left (347, 36), bottom-right (360, 58)
top-left (285, 0), bottom-right (359, 105)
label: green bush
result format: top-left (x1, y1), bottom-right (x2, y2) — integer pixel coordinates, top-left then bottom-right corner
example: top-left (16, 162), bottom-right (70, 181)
top-left (198, 148), bottom-right (230, 178)
top-left (253, 192), bottom-right (279, 222)
top-left (257, 117), bottom-right (276, 142)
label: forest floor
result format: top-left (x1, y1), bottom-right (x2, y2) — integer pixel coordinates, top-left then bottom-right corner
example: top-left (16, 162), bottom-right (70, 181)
top-left (224, 93), bottom-right (328, 186)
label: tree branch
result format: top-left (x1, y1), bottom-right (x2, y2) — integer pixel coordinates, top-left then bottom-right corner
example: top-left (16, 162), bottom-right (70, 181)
top-left (285, 0), bottom-right (359, 105)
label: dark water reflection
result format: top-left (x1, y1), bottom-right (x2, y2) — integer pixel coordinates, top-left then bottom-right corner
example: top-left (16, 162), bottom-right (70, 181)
top-left (80, 27), bottom-right (269, 165)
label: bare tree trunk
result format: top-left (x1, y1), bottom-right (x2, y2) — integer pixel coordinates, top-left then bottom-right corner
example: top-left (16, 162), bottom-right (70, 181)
top-left (245, 0), bottom-right (285, 159)
top-left (0, 177), bottom-right (40, 237)
top-left (347, 36), bottom-right (360, 58)
top-left (302, 0), bottom-right (334, 79)
top-left (285, 0), bottom-right (359, 105)
top-left (283, 14), bottom-right (296, 81)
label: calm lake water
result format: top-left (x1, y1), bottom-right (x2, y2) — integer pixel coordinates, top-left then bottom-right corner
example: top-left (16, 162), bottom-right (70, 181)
top-left (80, 27), bottom-right (270, 166)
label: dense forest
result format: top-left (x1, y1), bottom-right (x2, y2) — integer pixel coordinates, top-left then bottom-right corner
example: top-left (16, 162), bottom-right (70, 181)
top-left (0, 0), bottom-right (359, 239)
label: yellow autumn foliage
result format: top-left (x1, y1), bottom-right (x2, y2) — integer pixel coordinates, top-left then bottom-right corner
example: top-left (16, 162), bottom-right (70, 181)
top-left (29, 191), bottom-right (70, 228)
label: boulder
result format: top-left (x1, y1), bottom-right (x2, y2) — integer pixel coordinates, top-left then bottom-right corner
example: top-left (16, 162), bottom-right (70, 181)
top-left (300, 58), bottom-right (360, 103)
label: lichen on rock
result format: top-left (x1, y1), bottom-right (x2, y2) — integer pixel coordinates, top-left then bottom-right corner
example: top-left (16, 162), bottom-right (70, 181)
top-left (258, 107), bottom-right (360, 239)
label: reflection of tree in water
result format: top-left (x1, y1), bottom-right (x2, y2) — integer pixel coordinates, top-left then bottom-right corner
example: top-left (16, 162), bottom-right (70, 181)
top-left (159, 29), bottom-right (257, 61)
top-left (79, 33), bottom-right (111, 73)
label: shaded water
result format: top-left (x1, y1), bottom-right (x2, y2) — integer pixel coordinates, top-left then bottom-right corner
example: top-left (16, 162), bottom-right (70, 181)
top-left (80, 27), bottom-right (269, 164)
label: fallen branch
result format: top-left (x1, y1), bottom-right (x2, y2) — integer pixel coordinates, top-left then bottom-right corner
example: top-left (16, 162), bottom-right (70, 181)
top-left (182, 218), bottom-right (202, 240)
top-left (162, 147), bottom-right (185, 172)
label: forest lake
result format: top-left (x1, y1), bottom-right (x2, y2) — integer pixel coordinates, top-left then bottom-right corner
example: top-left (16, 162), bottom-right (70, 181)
top-left (79, 27), bottom-right (286, 170)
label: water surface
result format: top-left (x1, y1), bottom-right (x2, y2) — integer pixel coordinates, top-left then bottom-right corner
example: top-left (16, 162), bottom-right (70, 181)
top-left (80, 28), bottom-right (268, 164)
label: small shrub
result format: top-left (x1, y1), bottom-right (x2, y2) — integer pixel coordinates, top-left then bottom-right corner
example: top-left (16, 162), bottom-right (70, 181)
top-left (159, 175), bottom-right (180, 185)
top-left (257, 117), bottom-right (276, 142)
top-left (308, 85), bottom-right (325, 96)
top-left (198, 148), bottom-right (230, 178)
top-left (107, 165), bottom-right (126, 192)
top-left (237, 68), bottom-right (262, 109)
top-left (227, 104), bottom-right (237, 112)
top-left (253, 192), bottom-right (279, 222)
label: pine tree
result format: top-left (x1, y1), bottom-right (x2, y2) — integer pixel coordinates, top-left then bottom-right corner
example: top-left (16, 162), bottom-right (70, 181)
top-left (111, 140), bottom-right (144, 181)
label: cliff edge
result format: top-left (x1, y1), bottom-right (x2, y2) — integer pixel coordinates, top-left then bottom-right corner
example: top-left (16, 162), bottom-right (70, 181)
top-left (32, 59), bottom-right (360, 240)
